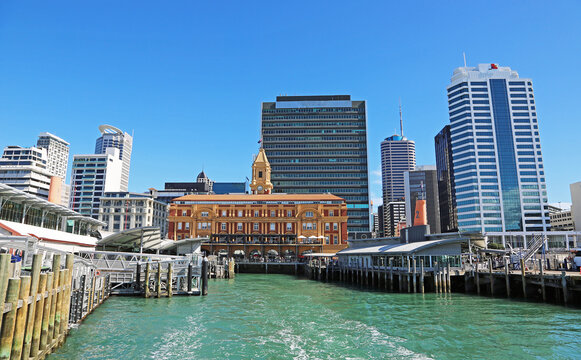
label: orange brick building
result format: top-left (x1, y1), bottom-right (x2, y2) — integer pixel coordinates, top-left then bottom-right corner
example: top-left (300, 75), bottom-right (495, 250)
top-left (168, 148), bottom-right (349, 257)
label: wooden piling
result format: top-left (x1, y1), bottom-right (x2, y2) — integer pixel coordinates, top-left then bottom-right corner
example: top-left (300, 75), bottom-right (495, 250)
top-left (446, 263), bottom-right (451, 293)
top-left (201, 257), bottom-right (209, 296)
top-left (504, 262), bottom-right (510, 298)
top-left (520, 258), bottom-right (526, 298)
top-left (406, 260), bottom-right (411, 293)
top-left (476, 264), bottom-right (480, 295)
top-left (144, 263), bottom-right (151, 298)
top-left (0, 278), bottom-right (20, 360)
top-left (156, 263), bottom-right (162, 298)
top-left (412, 258), bottom-right (417, 293)
top-left (136, 263), bottom-right (141, 293)
top-left (420, 260), bottom-right (424, 294)
top-left (22, 253), bottom-right (42, 358)
top-left (389, 259), bottom-right (393, 291)
top-left (384, 257), bottom-right (388, 291)
top-left (54, 270), bottom-right (66, 344)
top-left (10, 276), bottom-right (30, 359)
top-left (398, 273), bottom-right (403, 292)
top-left (62, 253), bottom-right (74, 333)
top-left (30, 273), bottom-right (47, 357)
top-left (561, 271), bottom-right (568, 305)
top-left (187, 263), bottom-right (193, 293)
top-left (40, 272), bottom-right (53, 351)
top-left (539, 258), bottom-right (546, 302)
top-left (0, 254), bottom-right (12, 334)
top-left (489, 259), bottom-right (494, 296)
top-left (441, 270), bottom-right (446, 294)
top-left (167, 263), bottom-right (173, 297)
top-left (434, 267), bottom-right (439, 293)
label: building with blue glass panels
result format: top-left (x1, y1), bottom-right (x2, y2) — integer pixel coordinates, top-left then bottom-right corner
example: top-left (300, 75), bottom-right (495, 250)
top-left (261, 95), bottom-right (370, 237)
top-left (447, 64), bottom-right (549, 233)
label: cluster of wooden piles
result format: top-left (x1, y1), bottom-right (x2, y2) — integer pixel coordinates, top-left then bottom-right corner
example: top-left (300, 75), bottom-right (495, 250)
top-left (0, 252), bottom-right (108, 360)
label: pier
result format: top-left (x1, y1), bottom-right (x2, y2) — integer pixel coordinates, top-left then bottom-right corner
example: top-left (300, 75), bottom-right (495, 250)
top-left (306, 256), bottom-right (581, 307)
top-left (0, 236), bottom-right (208, 359)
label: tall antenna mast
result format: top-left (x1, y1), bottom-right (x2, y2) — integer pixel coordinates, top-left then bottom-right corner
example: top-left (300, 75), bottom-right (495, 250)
top-left (399, 98), bottom-right (404, 137)
top-left (463, 52), bottom-right (467, 67)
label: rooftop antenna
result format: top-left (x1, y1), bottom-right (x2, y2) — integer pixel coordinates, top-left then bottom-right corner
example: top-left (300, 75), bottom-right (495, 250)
top-left (463, 52), bottom-right (467, 67)
top-left (399, 98), bottom-right (404, 137)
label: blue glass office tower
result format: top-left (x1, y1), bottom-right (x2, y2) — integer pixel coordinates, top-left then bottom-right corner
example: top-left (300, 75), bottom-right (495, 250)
top-left (261, 95), bottom-right (370, 237)
top-left (447, 64), bottom-right (549, 233)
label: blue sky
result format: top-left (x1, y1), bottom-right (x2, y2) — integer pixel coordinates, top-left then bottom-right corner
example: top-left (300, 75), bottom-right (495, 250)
top-left (1, 1), bottom-right (580, 211)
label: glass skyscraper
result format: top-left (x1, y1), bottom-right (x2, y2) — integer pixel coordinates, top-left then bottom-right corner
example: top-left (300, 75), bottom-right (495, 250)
top-left (435, 125), bottom-right (458, 233)
top-left (261, 95), bottom-right (370, 237)
top-left (447, 64), bottom-right (549, 233)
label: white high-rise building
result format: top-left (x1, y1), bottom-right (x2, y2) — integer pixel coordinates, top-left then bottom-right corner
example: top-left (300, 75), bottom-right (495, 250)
top-left (70, 148), bottom-right (123, 219)
top-left (380, 134), bottom-right (416, 236)
top-left (95, 125), bottom-right (133, 192)
top-left (0, 146), bottom-right (52, 199)
top-left (36, 132), bottom-right (70, 180)
top-left (447, 63), bottom-right (549, 233)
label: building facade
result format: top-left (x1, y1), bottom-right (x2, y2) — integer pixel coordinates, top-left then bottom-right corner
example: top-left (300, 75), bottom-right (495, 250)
top-left (98, 192), bottom-right (169, 236)
top-left (380, 134), bottom-right (416, 235)
top-left (261, 95), bottom-right (370, 237)
top-left (435, 125), bottom-right (458, 232)
top-left (571, 182), bottom-right (581, 231)
top-left (447, 63), bottom-right (549, 233)
top-left (404, 166), bottom-right (441, 233)
top-left (550, 210), bottom-right (574, 231)
top-left (385, 201), bottom-right (406, 237)
top-left (36, 132), bottom-right (70, 180)
top-left (168, 148), bottom-right (349, 256)
top-left (95, 125), bottom-right (133, 192)
top-left (70, 148), bottom-right (123, 219)
top-left (0, 146), bottom-right (52, 199)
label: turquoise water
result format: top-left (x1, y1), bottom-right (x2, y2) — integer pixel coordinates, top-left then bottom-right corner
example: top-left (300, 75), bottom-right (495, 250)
top-left (51, 274), bottom-right (581, 359)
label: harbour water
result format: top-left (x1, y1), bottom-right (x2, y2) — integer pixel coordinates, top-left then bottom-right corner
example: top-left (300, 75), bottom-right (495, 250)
top-left (52, 274), bottom-right (581, 359)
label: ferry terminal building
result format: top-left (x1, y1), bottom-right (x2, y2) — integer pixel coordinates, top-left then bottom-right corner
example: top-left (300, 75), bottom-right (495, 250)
top-left (168, 148), bottom-right (349, 258)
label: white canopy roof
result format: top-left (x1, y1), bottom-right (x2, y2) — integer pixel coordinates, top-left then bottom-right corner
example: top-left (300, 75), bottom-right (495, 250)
top-left (0, 219), bottom-right (98, 250)
top-left (337, 238), bottom-right (470, 257)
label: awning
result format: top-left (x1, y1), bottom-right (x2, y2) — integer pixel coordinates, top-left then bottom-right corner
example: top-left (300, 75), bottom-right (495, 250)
top-left (267, 249), bottom-right (278, 256)
top-left (96, 227), bottom-right (162, 251)
top-left (0, 219), bottom-right (97, 248)
top-left (302, 253), bottom-right (336, 257)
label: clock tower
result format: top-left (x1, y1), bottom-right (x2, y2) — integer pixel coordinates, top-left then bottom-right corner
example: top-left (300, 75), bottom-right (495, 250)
top-left (250, 148), bottom-right (273, 194)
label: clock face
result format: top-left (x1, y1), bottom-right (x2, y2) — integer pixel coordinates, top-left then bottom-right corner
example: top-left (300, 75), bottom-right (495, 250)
top-left (257, 185), bottom-right (263, 191)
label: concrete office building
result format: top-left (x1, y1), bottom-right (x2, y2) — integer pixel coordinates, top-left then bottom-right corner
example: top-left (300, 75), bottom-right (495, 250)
top-left (447, 63), bottom-right (549, 233)
top-left (385, 201), bottom-right (406, 237)
top-left (380, 134), bottom-right (416, 236)
top-left (377, 204), bottom-right (384, 238)
top-left (95, 125), bottom-right (133, 192)
top-left (0, 146), bottom-right (52, 199)
top-left (36, 132), bottom-right (69, 180)
top-left (261, 95), bottom-right (370, 237)
top-left (70, 148), bottom-right (123, 219)
top-left (550, 210), bottom-right (574, 231)
top-left (435, 125), bottom-right (458, 232)
top-left (98, 192), bottom-right (169, 236)
top-left (404, 165), bottom-right (441, 233)
top-left (570, 182), bottom-right (581, 231)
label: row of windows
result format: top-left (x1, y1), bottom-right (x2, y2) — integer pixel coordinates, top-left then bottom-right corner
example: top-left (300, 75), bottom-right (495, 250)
top-left (272, 172), bottom-right (368, 179)
top-left (262, 107), bottom-right (364, 114)
top-left (263, 136), bottom-right (366, 142)
top-left (269, 158), bottom-right (367, 164)
top-left (263, 121), bottom-right (365, 128)
top-left (262, 115), bottom-right (364, 120)
top-left (263, 129), bottom-right (365, 135)
top-left (264, 143), bottom-right (365, 149)
top-left (271, 165), bottom-right (367, 171)
top-left (267, 150), bottom-right (366, 157)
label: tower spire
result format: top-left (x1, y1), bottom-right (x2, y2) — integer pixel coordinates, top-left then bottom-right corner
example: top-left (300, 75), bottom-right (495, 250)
top-left (399, 98), bottom-right (404, 137)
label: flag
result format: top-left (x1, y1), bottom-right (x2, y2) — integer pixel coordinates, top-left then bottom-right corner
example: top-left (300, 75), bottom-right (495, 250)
top-left (258, 138), bottom-right (262, 144)
top-left (491, 63), bottom-right (498, 69)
